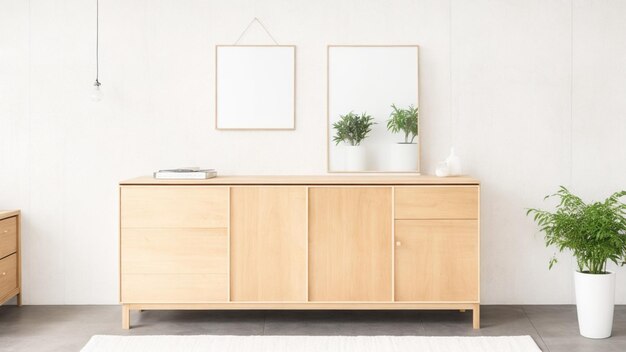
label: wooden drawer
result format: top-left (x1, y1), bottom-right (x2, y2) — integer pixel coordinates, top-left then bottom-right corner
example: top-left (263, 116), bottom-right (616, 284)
top-left (0, 253), bottom-right (18, 299)
top-left (121, 273), bottom-right (228, 303)
top-left (121, 186), bottom-right (228, 228)
top-left (395, 186), bottom-right (478, 219)
top-left (394, 220), bottom-right (478, 302)
top-left (121, 228), bottom-right (227, 274)
top-left (0, 217), bottom-right (17, 259)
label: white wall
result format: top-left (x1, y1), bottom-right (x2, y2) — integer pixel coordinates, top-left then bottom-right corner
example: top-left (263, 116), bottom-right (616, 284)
top-left (1, 0), bottom-right (625, 304)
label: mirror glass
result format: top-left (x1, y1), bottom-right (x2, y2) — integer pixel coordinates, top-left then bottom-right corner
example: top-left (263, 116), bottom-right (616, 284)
top-left (327, 46), bottom-right (419, 173)
top-left (216, 46), bottom-right (295, 129)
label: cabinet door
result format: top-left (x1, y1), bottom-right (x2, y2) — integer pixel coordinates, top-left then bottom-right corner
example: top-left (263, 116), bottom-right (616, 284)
top-left (230, 187), bottom-right (307, 301)
top-left (395, 220), bottom-right (478, 302)
top-left (309, 187), bottom-right (392, 301)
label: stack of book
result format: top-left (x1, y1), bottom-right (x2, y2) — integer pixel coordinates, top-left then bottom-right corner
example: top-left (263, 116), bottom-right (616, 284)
top-left (153, 168), bottom-right (217, 179)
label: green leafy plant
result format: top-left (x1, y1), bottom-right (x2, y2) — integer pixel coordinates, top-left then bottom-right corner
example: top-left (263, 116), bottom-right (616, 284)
top-left (526, 186), bottom-right (626, 274)
top-left (332, 112), bottom-right (376, 146)
top-left (386, 104), bottom-right (418, 143)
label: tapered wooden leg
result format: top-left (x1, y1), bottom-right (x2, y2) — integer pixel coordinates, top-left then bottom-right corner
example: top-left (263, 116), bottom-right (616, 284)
top-left (122, 305), bottom-right (130, 329)
top-left (17, 293), bottom-right (22, 307)
top-left (459, 309), bottom-right (465, 313)
top-left (473, 304), bottom-right (480, 329)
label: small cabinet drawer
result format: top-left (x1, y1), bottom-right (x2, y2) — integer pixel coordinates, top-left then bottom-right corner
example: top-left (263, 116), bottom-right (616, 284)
top-left (0, 253), bottom-right (18, 298)
top-left (395, 186), bottom-right (478, 219)
top-left (121, 186), bottom-right (229, 228)
top-left (121, 273), bottom-right (228, 303)
top-left (0, 217), bottom-right (17, 259)
top-left (121, 228), bottom-right (228, 274)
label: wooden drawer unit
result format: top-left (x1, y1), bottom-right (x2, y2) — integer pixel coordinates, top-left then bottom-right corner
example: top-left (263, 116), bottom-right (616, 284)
top-left (0, 216), bottom-right (17, 259)
top-left (395, 220), bottom-right (479, 302)
top-left (121, 186), bottom-right (228, 228)
top-left (394, 186), bottom-right (478, 219)
top-left (0, 254), bottom-right (18, 300)
top-left (0, 211), bottom-right (20, 306)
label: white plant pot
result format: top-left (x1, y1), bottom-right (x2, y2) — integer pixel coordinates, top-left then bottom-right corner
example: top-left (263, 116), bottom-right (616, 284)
top-left (574, 270), bottom-right (616, 339)
top-left (344, 145), bottom-right (367, 171)
top-left (390, 143), bottom-right (418, 172)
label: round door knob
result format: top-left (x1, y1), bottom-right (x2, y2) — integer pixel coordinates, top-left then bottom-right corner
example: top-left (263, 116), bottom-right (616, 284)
top-left (396, 241), bottom-right (402, 247)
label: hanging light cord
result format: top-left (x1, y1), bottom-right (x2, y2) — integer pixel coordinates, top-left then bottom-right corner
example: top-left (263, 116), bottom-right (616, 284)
top-left (95, 0), bottom-right (100, 86)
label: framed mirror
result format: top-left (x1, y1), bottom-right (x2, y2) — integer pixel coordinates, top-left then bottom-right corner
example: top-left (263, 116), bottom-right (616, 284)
top-left (327, 45), bottom-right (419, 173)
top-left (215, 45), bottom-right (295, 130)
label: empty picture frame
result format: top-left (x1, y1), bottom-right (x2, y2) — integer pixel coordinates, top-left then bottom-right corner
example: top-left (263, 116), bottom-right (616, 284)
top-left (215, 45), bottom-right (296, 130)
top-left (327, 45), bottom-right (420, 173)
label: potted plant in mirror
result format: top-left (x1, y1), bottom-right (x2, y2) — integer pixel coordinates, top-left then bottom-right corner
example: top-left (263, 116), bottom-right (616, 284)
top-left (386, 104), bottom-right (418, 171)
top-left (332, 112), bottom-right (375, 171)
top-left (527, 187), bottom-right (626, 339)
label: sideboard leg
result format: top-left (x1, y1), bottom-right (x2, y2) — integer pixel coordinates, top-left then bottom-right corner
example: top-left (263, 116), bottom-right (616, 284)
top-left (122, 305), bottom-right (131, 329)
top-left (472, 304), bottom-right (480, 329)
top-left (17, 293), bottom-right (22, 307)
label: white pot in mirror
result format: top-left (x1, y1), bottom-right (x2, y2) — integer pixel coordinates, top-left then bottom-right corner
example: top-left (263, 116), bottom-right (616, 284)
top-left (390, 142), bottom-right (418, 172)
top-left (344, 145), bottom-right (367, 171)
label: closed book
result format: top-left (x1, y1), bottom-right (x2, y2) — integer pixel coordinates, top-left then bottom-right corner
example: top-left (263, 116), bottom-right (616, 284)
top-left (153, 170), bottom-right (217, 179)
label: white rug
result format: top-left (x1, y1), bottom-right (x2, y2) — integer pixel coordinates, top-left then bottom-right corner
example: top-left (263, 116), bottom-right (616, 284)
top-left (81, 335), bottom-right (541, 352)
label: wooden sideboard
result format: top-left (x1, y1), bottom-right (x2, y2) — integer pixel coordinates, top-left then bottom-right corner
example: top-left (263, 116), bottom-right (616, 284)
top-left (0, 210), bottom-right (21, 306)
top-left (119, 176), bottom-right (480, 329)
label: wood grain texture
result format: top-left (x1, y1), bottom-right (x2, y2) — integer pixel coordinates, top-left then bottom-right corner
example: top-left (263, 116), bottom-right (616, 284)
top-left (309, 187), bottom-right (392, 301)
top-left (394, 220), bottom-right (479, 302)
top-left (121, 273), bottom-right (228, 303)
top-left (230, 187), bottom-right (307, 302)
top-left (0, 217), bottom-right (17, 259)
top-left (121, 228), bottom-right (227, 274)
top-left (0, 254), bottom-right (17, 300)
top-left (395, 186), bottom-right (479, 219)
top-left (120, 186), bottom-right (228, 228)
top-left (120, 175), bottom-right (480, 186)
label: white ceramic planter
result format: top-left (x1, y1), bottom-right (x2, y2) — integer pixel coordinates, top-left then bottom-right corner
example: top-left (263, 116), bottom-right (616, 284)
top-left (390, 142), bottom-right (418, 172)
top-left (574, 271), bottom-right (616, 339)
top-left (344, 145), bottom-right (367, 171)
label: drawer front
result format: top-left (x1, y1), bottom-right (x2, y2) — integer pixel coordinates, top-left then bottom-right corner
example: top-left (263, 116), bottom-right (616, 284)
top-left (0, 217), bottom-right (17, 259)
top-left (121, 273), bottom-right (228, 303)
top-left (395, 186), bottom-right (478, 219)
top-left (394, 220), bottom-right (478, 302)
top-left (121, 186), bottom-right (228, 228)
top-left (121, 228), bottom-right (227, 274)
top-left (0, 253), bottom-right (18, 299)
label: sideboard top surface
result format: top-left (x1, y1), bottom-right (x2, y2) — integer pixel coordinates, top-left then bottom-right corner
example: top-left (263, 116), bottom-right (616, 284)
top-left (120, 175), bottom-right (480, 186)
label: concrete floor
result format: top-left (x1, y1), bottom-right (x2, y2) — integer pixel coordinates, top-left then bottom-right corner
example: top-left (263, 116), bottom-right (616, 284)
top-left (1, 305), bottom-right (625, 351)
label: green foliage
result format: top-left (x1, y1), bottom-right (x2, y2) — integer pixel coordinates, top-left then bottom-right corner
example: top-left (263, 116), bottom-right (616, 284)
top-left (526, 186), bottom-right (626, 274)
top-left (386, 104), bottom-right (418, 143)
top-left (332, 112), bottom-right (376, 146)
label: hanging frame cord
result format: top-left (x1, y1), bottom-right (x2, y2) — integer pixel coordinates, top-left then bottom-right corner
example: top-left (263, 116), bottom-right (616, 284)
top-left (95, 0), bottom-right (100, 86)
top-left (233, 17), bottom-right (279, 45)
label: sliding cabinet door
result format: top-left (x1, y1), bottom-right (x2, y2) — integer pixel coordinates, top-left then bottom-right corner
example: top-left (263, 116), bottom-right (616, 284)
top-left (308, 187), bottom-right (392, 301)
top-left (230, 187), bottom-right (307, 301)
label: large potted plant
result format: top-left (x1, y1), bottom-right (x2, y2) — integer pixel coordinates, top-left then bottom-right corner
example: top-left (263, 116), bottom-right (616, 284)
top-left (527, 187), bottom-right (626, 339)
top-left (386, 104), bottom-right (418, 171)
top-left (332, 112), bottom-right (375, 171)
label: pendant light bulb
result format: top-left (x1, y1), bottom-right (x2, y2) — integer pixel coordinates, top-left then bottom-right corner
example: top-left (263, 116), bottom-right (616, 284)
top-left (91, 79), bottom-right (102, 102)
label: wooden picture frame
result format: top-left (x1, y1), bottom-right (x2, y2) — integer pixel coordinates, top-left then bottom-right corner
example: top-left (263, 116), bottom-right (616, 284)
top-left (215, 45), bottom-right (296, 130)
top-left (327, 45), bottom-right (420, 173)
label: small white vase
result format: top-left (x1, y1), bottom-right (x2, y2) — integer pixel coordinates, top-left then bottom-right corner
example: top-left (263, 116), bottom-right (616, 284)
top-left (390, 143), bottom-right (418, 172)
top-left (574, 271), bottom-right (615, 339)
top-left (344, 145), bottom-right (367, 171)
top-left (445, 147), bottom-right (462, 176)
